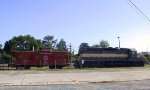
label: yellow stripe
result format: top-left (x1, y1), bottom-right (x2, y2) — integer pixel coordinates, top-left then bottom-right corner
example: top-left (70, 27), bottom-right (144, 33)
top-left (80, 54), bottom-right (128, 58)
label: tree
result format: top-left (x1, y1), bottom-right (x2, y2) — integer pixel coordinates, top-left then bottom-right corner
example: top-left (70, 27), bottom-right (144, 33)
top-left (36, 39), bottom-right (44, 50)
top-left (141, 56), bottom-right (150, 64)
top-left (4, 40), bottom-right (12, 54)
top-left (79, 42), bottom-right (89, 49)
top-left (143, 54), bottom-right (150, 64)
top-left (4, 35), bottom-right (40, 54)
top-left (42, 35), bottom-right (57, 49)
top-left (99, 40), bottom-right (109, 48)
top-left (1, 52), bottom-right (11, 60)
top-left (0, 52), bottom-right (11, 64)
top-left (0, 43), bottom-right (1, 49)
top-left (0, 43), bottom-right (2, 62)
top-left (0, 43), bottom-right (2, 53)
top-left (56, 39), bottom-right (67, 51)
top-left (91, 44), bottom-right (100, 48)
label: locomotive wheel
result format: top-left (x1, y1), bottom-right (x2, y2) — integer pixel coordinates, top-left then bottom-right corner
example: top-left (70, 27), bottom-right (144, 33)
top-left (16, 66), bottom-right (24, 70)
top-left (49, 65), bottom-right (63, 69)
top-left (57, 65), bottom-right (63, 69)
top-left (49, 65), bottom-right (55, 69)
top-left (24, 66), bottom-right (31, 69)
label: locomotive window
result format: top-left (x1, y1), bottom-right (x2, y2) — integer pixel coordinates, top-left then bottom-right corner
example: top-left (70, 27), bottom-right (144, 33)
top-left (132, 52), bottom-right (136, 55)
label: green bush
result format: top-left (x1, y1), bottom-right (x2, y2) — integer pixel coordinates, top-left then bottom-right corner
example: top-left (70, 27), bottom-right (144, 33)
top-left (1, 53), bottom-right (11, 60)
top-left (141, 55), bottom-right (150, 64)
top-left (0, 52), bottom-right (11, 64)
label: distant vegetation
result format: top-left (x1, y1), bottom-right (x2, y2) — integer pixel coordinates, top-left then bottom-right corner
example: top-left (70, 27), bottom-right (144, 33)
top-left (0, 34), bottom-right (110, 62)
top-left (3, 35), bottom-right (67, 53)
top-left (79, 40), bottom-right (110, 49)
top-left (3, 35), bottom-right (149, 65)
top-left (140, 54), bottom-right (150, 64)
top-left (0, 34), bottom-right (150, 65)
top-left (0, 35), bottom-right (68, 61)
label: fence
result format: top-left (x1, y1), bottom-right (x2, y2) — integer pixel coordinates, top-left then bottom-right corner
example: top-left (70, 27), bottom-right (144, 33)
top-left (0, 60), bottom-right (10, 70)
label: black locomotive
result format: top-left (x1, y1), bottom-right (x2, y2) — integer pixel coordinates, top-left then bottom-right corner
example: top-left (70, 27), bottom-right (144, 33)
top-left (75, 47), bottom-right (144, 68)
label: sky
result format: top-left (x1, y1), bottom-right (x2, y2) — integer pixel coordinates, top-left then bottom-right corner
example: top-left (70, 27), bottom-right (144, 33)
top-left (0, 0), bottom-right (150, 53)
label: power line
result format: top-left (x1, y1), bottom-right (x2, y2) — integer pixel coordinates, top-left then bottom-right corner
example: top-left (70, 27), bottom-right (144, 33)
top-left (128, 0), bottom-right (150, 21)
top-left (124, 0), bottom-right (150, 24)
top-left (124, 0), bottom-right (148, 23)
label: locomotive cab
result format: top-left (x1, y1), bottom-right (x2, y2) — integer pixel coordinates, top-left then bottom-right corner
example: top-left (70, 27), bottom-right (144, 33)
top-left (128, 48), bottom-right (137, 59)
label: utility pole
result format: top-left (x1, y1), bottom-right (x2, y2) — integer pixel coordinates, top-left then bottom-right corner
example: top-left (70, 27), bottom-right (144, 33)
top-left (69, 43), bottom-right (72, 63)
top-left (117, 36), bottom-right (120, 49)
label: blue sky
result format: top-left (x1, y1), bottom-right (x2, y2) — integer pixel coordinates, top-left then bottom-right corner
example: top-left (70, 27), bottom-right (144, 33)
top-left (0, 0), bottom-right (150, 53)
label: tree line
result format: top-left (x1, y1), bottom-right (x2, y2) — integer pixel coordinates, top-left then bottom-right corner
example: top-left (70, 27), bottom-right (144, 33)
top-left (0, 34), bottom-right (110, 61)
top-left (4, 35), bottom-right (68, 53)
top-left (79, 40), bottom-right (110, 49)
top-left (0, 35), bottom-right (68, 61)
top-left (1, 35), bottom-right (150, 64)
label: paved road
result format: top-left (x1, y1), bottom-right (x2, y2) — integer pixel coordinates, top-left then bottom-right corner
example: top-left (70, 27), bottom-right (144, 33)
top-left (1, 80), bottom-right (150, 90)
top-left (0, 68), bottom-right (150, 86)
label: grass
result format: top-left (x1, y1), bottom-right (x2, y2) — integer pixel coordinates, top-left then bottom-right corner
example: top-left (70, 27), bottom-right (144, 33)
top-left (29, 64), bottom-right (150, 71)
top-left (143, 64), bottom-right (150, 68)
top-left (81, 64), bottom-right (150, 70)
top-left (1, 64), bottom-right (150, 71)
top-left (30, 67), bottom-right (50, 71)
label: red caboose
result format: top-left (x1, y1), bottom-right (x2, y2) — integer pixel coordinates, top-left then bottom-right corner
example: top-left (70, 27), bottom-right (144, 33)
top-left (11, 48), bottom-right (68, 69)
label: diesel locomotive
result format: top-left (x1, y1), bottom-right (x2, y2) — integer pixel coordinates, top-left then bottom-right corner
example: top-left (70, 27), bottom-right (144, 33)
top-left (75, 47), bottom-right (144, 68)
